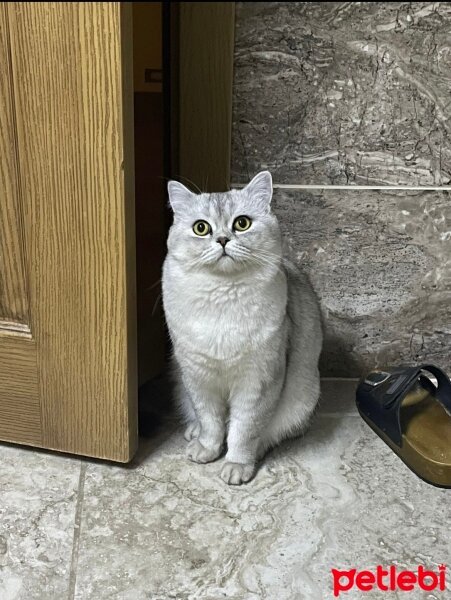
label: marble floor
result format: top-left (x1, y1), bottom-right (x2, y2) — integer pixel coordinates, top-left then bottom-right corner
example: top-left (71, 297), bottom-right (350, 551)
top-left (0, 380), bottom-right (450, 600)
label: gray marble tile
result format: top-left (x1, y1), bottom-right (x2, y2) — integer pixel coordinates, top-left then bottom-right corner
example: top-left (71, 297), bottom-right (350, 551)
top-left (0, 445), bottom-right (81, 600)
top-left (232, 2), bottom-right (451, 185)
top-left (273, 187), bottom-right (451, 376)
top-left (73, 413), bottom-right (451, 599)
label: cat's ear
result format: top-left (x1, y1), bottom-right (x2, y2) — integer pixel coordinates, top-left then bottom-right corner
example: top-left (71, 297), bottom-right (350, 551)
top-left (167, 180), bottom-right (194, 213)
top-left (243, 171), bottom-right (273, 208)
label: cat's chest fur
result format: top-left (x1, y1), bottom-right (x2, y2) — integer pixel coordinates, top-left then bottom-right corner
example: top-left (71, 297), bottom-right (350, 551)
top-left (163, 261), bottom-right (287, 362)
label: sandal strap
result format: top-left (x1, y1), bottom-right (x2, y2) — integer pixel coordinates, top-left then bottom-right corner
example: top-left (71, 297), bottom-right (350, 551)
top-left (418, 365), bottom-right (451, 414)
top-left (356, 364), bottom-right (451, 447)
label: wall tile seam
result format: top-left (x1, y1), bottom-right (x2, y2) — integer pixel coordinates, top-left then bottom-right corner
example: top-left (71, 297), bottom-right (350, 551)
top-left (231, 183), bottom-right (451, 191)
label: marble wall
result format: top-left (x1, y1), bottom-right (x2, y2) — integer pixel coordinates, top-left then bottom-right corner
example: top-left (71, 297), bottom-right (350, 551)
top-left (274, 188), bottom-right (451, 376)
top-left (232, 2), bottom-right (451, 376)
top-left (232, 2), bottom-right (451, 185)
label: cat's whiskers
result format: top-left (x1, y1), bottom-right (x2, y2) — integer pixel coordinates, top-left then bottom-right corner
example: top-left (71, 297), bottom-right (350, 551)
top-left (245, 247), bottom-right (284, 270)
top-left (252, 247), bottom-right (285, 261)
top-left (151, 292), bottom-right (162, 316)
top-left (144, 278), bottom-right (162, 292)
top-left (231, 245), bottom-right (285, 276)
top-left (186, 247), bottom-right (219, 269)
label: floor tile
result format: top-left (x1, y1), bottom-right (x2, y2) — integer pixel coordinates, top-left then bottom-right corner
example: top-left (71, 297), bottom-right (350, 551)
top-left (318, 379), bottom-right (358, 416)
top-left (0, 445), bottom-right (81, 600)
top-left (73, 412), bottom-right (451, 599)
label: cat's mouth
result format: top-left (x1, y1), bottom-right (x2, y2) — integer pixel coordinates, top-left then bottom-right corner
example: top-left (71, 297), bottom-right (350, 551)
top-left (219, 251), bottom-right (233, 260)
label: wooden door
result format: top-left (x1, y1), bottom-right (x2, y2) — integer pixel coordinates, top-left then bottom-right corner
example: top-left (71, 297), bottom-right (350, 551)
top-left (0, 2), bottom-right (137, 461)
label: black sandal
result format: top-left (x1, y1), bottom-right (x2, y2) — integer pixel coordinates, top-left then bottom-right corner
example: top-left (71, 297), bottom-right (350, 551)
top-left (356, 365), bottom-right (451, 488)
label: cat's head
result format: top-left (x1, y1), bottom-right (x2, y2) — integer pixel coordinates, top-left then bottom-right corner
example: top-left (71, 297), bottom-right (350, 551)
top-left (166, 171), bottom-right (282, 274)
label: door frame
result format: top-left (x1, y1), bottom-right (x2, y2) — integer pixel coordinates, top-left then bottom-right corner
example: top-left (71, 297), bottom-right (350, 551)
top-left (168, 2), bottom-right (235, 192)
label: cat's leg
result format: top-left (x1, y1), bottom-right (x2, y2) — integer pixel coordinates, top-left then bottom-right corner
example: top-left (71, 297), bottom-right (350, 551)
top-left (221, 376), bottom-right (281, 485)
top-left (184, 419), bottom-right (201, 442)
top-left (173, 366), bottom-right (201, 440)
top-left (182, 374), bottom-right (226, 464)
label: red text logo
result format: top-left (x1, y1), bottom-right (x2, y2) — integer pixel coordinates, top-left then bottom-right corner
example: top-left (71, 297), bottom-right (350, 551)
top-left (332, 565), bottom-right (446, 597)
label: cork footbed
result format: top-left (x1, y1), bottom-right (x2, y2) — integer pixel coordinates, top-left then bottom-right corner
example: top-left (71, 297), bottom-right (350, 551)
top-left (361, 386), bottom-right (451, 488)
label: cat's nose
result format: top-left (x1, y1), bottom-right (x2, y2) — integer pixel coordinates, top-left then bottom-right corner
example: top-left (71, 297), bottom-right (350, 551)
top-left (216, 236), bottom-right (230, 247)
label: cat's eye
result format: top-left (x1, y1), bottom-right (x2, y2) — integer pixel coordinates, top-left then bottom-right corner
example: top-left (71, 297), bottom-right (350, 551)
top-left (233, 215), bottom-right (252, 232)
top-left (192, 220), bottom-right (211, 236)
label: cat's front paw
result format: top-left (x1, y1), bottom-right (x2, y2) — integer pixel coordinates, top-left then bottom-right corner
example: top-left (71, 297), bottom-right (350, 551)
top-left (186, 439), bottom-right (221, 463)
top-left (184, 420), bottom-right (201, 441)
top-left (220, 462), bottom-right (255, 485)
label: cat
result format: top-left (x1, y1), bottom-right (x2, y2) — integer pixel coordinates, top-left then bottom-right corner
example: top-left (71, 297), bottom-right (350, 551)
top-left (162, 171), bottom-right (323, 485)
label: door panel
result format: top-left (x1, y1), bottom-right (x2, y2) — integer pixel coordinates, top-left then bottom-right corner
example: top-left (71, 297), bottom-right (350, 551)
top-left (0, 336), bottom-right (40, 445)
top-left (0, 5), bottom-right (30, 330)
top-left (0, 3), bottom-right (137, 461)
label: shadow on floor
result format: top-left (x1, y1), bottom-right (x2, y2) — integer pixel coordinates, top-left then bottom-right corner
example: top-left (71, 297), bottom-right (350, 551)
top-left (135, 374), bottom-right (360, 469)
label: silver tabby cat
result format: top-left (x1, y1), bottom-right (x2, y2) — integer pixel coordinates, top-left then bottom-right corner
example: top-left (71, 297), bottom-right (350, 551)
top-left (162, 171), bottom-right (323, 485)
